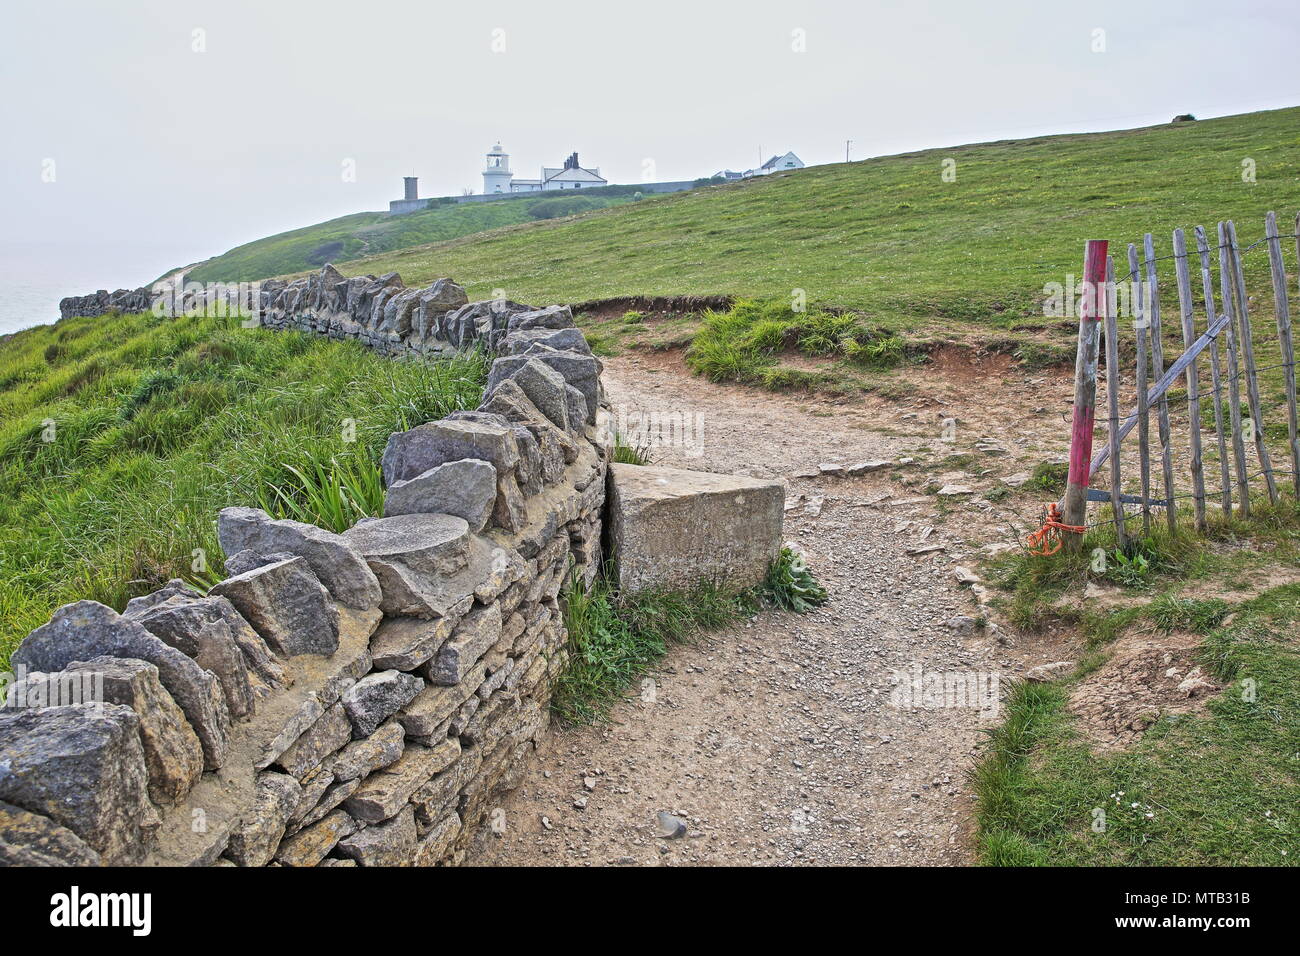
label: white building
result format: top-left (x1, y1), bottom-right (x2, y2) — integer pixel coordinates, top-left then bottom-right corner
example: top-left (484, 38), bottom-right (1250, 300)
top-left (711, 150), bottom-right (805, 181)
top-left (482, 143), bottom-right (608, 194)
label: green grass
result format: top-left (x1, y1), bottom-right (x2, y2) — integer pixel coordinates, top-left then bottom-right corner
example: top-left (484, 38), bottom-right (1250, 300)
top-left (985, 501), bottom-right (1300, 634)
top-left (323, 108), bottom-right (1300, 342)
top-left (0, 309), bottom-right (487, 667)
top-left (684, 299), bottom-right (906, 389)
top-left (611, 432), bottom-right (650, 466)
top-left (973, 582), bottom-right (1300, 866)
top-left (184, 189), bottom-right (641, 284)
top-left (552, 549), bottom-right (827, 725)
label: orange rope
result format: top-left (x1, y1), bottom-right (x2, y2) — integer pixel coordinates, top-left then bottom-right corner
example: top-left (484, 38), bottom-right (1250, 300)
top-left (1025, 503), bottom-right (1087, 556)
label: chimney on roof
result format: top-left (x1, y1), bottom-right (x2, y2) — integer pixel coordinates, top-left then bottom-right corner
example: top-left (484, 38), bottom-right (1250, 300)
top-left (565, 152), bottom-right (579, 170)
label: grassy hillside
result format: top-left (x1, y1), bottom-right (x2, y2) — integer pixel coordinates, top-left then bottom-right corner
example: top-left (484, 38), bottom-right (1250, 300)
top-left (0, 310), bottom-right (485, 666)
top-left (186, 188), bottom-right (642, 284)
top-left (332, 108), bottom-right (1300, 336)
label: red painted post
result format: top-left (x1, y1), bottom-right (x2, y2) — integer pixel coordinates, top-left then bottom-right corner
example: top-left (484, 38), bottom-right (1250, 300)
top-left (1061, 239), bottom-right (1110, 550)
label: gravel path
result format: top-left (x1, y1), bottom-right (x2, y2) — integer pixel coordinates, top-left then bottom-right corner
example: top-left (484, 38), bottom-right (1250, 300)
top-left (466, 352), bottom-right (1033, 866)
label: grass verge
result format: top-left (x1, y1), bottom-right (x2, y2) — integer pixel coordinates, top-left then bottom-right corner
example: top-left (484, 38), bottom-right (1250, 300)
top-left (975, 502), bottom-right (1300, 865)
top-left (973, 582), bottom-right (1300, 866)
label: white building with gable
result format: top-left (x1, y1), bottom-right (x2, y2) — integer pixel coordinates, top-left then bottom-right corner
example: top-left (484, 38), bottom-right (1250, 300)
top-left (711, 150), bottom-right (805, 181)
top-left (482, 143), bottom-right (608, 194)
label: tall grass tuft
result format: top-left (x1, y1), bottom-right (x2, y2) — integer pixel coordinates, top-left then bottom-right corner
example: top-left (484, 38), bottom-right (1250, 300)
top-left (0, 309), bottom-right (487, 666)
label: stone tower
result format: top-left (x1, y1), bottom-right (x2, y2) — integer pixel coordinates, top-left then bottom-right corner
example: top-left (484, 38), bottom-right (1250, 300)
top-left (482, 143), bottom-right (512, 194)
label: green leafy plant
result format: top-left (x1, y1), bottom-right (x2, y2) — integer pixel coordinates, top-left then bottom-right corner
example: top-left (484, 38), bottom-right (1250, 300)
top-left (1106, 547), bottom-right (1152, 588)
top-left (762, 546), bottom-right (829, 611)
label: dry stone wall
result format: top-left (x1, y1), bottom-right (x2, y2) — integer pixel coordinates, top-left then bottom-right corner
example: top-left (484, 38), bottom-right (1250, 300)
top-left (3, 265), bottom-right (610, 867)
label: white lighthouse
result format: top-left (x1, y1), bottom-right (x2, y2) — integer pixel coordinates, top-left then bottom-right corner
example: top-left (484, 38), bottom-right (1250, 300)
top-left (482, 143), bottom-right (512, 194)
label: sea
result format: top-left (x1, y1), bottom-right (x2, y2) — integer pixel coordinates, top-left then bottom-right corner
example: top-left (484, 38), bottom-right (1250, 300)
top-left (0, 240), bottom-right (211, 337)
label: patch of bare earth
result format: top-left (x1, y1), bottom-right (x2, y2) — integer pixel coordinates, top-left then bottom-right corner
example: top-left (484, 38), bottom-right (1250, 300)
top-left (466, 349), bottom-right (1084, 867)
top-left (1067, 631), bottom-right (1221, 752)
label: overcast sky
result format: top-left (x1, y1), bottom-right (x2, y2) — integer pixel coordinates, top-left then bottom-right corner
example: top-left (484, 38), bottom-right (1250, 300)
top-left (2, 0), bottom-right (1298, 301)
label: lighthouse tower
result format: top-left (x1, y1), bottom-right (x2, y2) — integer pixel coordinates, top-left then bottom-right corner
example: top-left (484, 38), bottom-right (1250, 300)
top-left (482, 143), bottom-right (512, 194)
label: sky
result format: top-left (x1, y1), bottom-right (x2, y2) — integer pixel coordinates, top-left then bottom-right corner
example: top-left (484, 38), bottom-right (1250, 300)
top-left (1, 0), bottom-right (1298, 332)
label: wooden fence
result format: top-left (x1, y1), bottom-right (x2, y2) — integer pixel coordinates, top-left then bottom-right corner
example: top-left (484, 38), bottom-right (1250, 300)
top-left (1048, 212), bottom-right (1300, 551)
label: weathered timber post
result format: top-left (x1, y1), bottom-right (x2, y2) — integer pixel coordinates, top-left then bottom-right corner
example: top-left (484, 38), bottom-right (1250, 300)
top-left (1062, 240), bottom-right (1109, 550)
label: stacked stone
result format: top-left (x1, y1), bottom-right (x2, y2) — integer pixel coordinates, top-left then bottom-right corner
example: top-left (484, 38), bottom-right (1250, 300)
top-left (254, 264), bottom-right (545, 360)
top-left (58, 286), bottom-right (156, 318)
top-left (0, 289), bottom-right (611, 867)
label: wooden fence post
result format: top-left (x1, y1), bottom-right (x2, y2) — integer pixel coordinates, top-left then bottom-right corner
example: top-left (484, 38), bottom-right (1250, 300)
top-left (1265, 211), bottom-right (1300, 498)
top-left (1062, 240), bottom-right (1109, 548)
top-left (1195, 226), bottom-right (1233, 516)
top-left (1227, 220), bottom-right (1279, 506)
top-left (1217, 221), bottom-right (1252, 516)
top-left (1129, 243), bottom-right (1153, 536)
top-left (1145, 234), bottom-right (1178, 535)
top-left (1172, 228), bottom-right (1208, 531)
top-left (1104, 256), bottom-right (1128, 549)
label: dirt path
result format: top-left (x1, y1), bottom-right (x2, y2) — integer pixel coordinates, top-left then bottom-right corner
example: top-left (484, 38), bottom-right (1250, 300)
top-left (467, 352), bottom-right (1069, 866)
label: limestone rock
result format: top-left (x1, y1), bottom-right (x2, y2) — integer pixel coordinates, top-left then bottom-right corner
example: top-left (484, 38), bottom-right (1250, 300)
top-left (487, 347), bottom-right (601, 425)
top-left (414, 812), bottom-right (463, 866)
top-left (397, 668), bottom-right (482, 736)
top-left (606, 463), bottom-right (784, 593)
top-left (344, 739), bottom-right (460, 824)
top-left (11, 601), bottom-right (231, 770)
top-left (383, 458), bottom-right (497, 531)
top-left (342, 513), bottom-right (477, 618)
top-left (126, 594), bottom-right (256, 720)
top-left (274, 809), bottom-right (357, 867)
top-left (131, 587), bottom-right (287, 692)
top-left (342, 670), bottom-right (424, 738)
top-left (474, 547), bottom-right (528, 604)
top-left (419, 277), bottom-right (468, 313)
top-left (0, 800), bottom-right (101, 867)
top-left (122, 578), bottom-right (203, 615)
top-left (275, 702), bottom-right (352, 778)
top-left (425, 603), bottom-right (503, 686)
top-left (337, 804), bottom-right (417, 866)
top-left (381, 418), bottom-right (520, 487)
top-left (210, 557), bottom-right (340, 657)
top-left (226, 772), bottom-right (302, 867)
top-left (66, 657), bottom-right (203, 806)
top-left (330, 720), bottom-right (406, 782)
top-left (493, 357), bottom-right (570, 431)
top-left (505, 305), bottom-right (574, 333)
top-left (369, 598), bottom-right (470, 671)
top-left (0, 704), bottom-right (157, 864)
top-left (217, 507), bottom-right (382, 610)
top-left (937, 484), bottom-right (975, 496)
top-left (1026, 661), bottom-right (1075, 683)
top-left (501, 326), bottom-right (590, 356)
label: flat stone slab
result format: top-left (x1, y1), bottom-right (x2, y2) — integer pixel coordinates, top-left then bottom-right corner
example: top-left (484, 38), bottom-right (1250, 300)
top-left (606, 463), bottom-right (784, 593)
